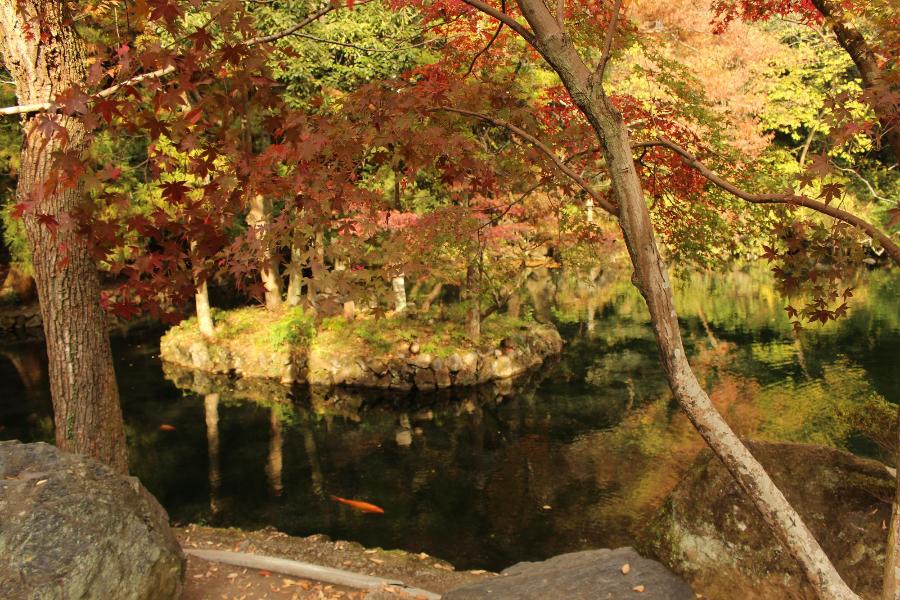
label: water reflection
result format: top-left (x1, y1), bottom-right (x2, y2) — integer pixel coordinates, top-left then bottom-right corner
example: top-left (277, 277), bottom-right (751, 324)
top-left (0, 266), bottom-right (896, 571)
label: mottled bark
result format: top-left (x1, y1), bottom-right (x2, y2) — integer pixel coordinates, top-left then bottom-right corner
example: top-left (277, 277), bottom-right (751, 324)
top-left (505, 1), bottom-right (859, 598)
top-left (0, 0), bottom-right (127, 472)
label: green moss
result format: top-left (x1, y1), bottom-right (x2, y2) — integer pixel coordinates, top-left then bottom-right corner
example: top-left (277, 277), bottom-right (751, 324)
top-left (267, 306), bottom-right (316, 350)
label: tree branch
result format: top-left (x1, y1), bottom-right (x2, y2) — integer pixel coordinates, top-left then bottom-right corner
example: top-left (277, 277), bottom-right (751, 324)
top-left (433, 106), bottom-right (617, 215)
top-left (460, 0), bottom-right (536, 46)
top-left (633, 138), bottom-right (900, 265)
top-left (0, 2), bottom-right (339, 116)
top-left (594, 0), bottom-right (623, 82)
top-left (463, 0), bottom-right (505, 77)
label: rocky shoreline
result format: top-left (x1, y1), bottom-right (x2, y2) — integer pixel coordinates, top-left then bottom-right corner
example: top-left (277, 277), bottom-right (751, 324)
top-left (159, 310), bottom-right (563, 390)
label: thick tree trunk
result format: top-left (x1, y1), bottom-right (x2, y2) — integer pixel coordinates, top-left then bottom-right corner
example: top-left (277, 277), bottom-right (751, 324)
top-left (510, 1), bottom-right (858, 598)
top-left (248, 195), bottom-right (283, 310)
top-left (810, 0), bottom-right (900, 163)
top-left (0, 0), bottom-right (127, 473)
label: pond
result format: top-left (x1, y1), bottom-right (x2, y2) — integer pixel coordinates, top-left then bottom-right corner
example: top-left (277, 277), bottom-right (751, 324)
top-left (1, 265), bottom-right (897, 572)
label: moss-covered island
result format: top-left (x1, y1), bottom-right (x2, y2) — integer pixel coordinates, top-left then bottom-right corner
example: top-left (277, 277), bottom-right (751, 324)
top-left (159, 306), bottom-right (563, 389)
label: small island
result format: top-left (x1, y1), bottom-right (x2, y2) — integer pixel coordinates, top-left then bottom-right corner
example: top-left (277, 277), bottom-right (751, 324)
top-left (160, 306), bottom-right (563, 390)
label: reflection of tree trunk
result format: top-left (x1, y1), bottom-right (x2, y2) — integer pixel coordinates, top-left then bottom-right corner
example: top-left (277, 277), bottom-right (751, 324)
top-left (1, 348), bottom-right (45, 404)
top-left (204, 393), bottom-right (221, 515)
top-left (586, 289), bottom-right (597, 337)
top-left (248, 195), bottom-right (283, 310)
top-left (696, 306), bottom-right (718, 348)
top-left (302, 425), bottom-right (325, 498)
top-left (266, 407), bottom-right (284, 497)
top-left (792, 331), bottom-right (812, 381)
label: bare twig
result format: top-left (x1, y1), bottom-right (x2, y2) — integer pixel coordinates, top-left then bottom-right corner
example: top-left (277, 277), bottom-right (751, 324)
top-left (433, 106), bottom-right (617, 215)
top-left (594, 0), bottom-right (624, 82)
top-left (464, 0), bottom-right (506, 77)
top-left (460, 0), bottom-right (535, 45)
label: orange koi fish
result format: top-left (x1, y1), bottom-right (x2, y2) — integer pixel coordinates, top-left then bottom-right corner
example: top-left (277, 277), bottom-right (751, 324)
top-left (330, 495), bottom-right (385, 514)
top-left (159, 424), bottom-right (176, 432)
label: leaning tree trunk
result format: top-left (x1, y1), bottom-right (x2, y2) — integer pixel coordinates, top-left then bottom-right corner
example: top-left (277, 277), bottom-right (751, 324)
top-left (0, 0), bottom-right (127, 473)
top-left (511, 1), bottom-right (859, 598)
top-left (885, 406), bottom-right (900, 600)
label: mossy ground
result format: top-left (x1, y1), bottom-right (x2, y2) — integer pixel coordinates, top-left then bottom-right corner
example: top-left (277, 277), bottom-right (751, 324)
top-left (317, 313), bottom-right (538, 358)
top-left (167, 306), bottom-right (534, 358)
top-left (164, 306), bottom-right (316, 355)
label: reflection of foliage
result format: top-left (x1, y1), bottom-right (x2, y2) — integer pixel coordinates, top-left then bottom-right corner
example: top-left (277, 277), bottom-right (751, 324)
top-left (585, 349), bottom-right (669, 405)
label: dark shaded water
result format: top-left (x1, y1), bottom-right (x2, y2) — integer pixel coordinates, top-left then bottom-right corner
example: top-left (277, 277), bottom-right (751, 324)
top-left (1, 267), bottom-right (897, 571)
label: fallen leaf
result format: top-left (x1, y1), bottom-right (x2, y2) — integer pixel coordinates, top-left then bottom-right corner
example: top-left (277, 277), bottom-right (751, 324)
top-left (633, 584), bottom-right (645, 592)
top-left (622, 563), bottom-right (631, 574)
top-left (259, 569), bottom-right (271, 577)
top-left (159, 424), bottom-right (176, 432)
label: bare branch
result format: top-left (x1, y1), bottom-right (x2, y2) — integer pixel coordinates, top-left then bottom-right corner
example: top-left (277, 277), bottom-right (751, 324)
top-left (433, 106), bottom-right (617, 215)
top-left (464, 0), bottom-right (506, 77)
top-left (460, 0), bottom-right (536, 46)
top-left (633, 138), bottom-right (900, 265)
top-left (594, 0), bottom-right (623, 82)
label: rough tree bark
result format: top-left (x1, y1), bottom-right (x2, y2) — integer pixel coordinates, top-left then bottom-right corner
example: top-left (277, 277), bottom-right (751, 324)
top-left (469, 1), bottom-right (861, 598)
top-left (0, 0), bottom-right (128, 473)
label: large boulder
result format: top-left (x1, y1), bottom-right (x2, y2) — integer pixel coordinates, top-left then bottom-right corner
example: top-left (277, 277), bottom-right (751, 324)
top-left (443, 548), bottom-right (693, 599)
top-left (0, 441), bottom-right (185, 600)
top-left (643, 441), bottom-right (894, 600)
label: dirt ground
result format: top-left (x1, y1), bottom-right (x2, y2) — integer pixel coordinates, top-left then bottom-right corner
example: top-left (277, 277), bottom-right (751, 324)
top-left (177, 525), bottom-right (492, 600)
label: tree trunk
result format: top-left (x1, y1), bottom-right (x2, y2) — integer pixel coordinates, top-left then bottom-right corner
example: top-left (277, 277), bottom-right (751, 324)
top-left (248, 195), bottom-right (283, 310)
top-left (420, 282), bottom-right (443, 312)
top-left (190, 239), bottom-right (215, 336)
top-left (512, 1), bottom-right (858, 598)
top-left (0, 0), bottom-right (127, 473)
top-left (266, 407), bottom-right (283, 497)
top-left (392, 274), bottom-right (407, 313)
top-left (884, 403), bottom-right (900, 600)
top-left (286, 224), bottom-right (304, 307)
top-left (810, 0), bottom-right (900, 163)
top-left (465, 263), bottom-right (480, 341)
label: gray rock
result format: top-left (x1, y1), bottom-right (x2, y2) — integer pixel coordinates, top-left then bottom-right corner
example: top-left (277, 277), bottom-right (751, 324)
top-left (0, 441), bottom-right (185, 600)
top-left (643, 441), bottom-right (893, 600)
top-left (444, 548), bottom-right (692, 600)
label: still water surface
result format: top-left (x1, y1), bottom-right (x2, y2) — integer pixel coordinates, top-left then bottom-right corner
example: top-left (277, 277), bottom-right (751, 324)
top-left (1, 267), bottom-right (897, 571)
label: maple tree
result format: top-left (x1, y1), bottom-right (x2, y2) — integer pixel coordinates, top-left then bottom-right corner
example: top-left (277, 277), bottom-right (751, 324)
top-left (0, 0), bottom-right (897, 598)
